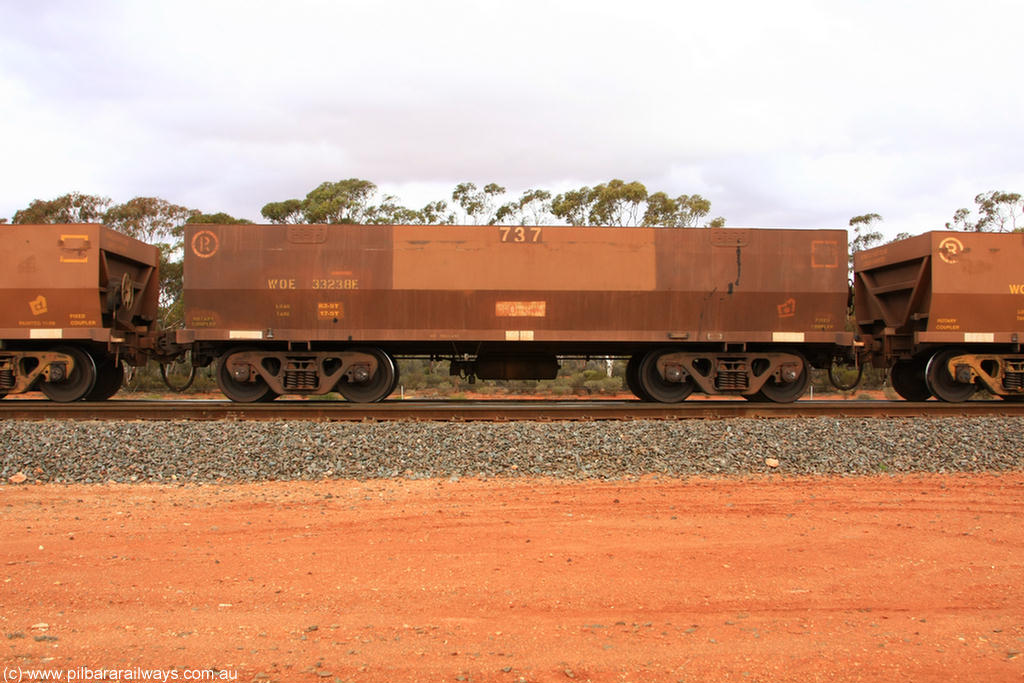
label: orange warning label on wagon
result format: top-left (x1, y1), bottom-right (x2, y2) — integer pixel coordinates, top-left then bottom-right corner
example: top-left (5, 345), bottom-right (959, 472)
top-left (495, 301), bottom-right (546, 317)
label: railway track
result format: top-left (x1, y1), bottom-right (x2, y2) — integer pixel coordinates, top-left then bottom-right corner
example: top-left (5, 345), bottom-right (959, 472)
top-left (2, 399), bottom-right (1023, 421)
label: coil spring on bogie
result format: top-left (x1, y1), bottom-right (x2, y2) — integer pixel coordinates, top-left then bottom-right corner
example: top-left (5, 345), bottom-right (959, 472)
top-left (1004, 372), bottom-right (1023, 391)
top-left (0, 368), bottom-right (14, 390)
top-left (284, 369), bottom-right (318, 391)
top-left (715, 371), bottom-right (749, 391)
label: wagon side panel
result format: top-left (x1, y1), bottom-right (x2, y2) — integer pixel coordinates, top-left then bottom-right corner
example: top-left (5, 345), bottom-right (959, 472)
top-left (184, 224), bottom-right (851, 347)
top-left (924, 231), bottom-right (1024, 340)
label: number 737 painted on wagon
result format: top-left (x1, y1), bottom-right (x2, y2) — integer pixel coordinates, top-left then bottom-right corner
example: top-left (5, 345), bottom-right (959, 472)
top-left (499, 226), bottom-right (543, 243)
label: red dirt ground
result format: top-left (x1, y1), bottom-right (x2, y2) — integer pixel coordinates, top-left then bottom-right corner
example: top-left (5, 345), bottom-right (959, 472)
top-left (2, 474), bottom-right (1023, 682)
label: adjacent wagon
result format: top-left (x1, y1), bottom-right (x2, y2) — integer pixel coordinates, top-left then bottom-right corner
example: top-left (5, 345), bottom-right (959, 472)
top-left (0, 224), bottom-right (160, 401)
top-left (854, 230), bottom-right (1024, 401)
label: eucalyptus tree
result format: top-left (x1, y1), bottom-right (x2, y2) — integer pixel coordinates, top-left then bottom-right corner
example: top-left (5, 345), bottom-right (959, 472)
top-left (12, 192), bottom-right (111, 224)
top-left (946, 191), bottom-right (1022, 232)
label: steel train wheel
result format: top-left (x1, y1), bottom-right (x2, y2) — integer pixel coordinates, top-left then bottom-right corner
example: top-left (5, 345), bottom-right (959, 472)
top-left (743, 358), bottom-right (773, 401)
top-left (625, 354), bottom-right (652, 401)
top-left (388, 360), bottom-right (402, 397)
top-left (85, 356), bottom-right (125, 401)
top-left (889, 358), bottom-right (931, 401)
top-left (40, 346), bottom-right (97, 402)
top-left (336, 348), bottom-right (397, 403)
top-left (637, 349), bottom-right (694, 403)
top-left (216, 348), bottom-right (276, 403)
top-left (754, 352), bottom-right (810, 403)
top-left (925, 349), bottom-right (976, 402)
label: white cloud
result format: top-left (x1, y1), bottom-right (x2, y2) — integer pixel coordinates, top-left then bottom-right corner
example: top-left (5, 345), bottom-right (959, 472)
top-left (1, 0), bottom-right (1022, 237)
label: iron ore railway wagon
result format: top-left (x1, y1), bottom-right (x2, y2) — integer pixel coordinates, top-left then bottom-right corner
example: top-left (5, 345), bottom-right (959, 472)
top-left (6, 222), bottom-right (1021, 404)
top-left (854, 230), bottom-right (1024, 402)
top-left (174, 223), bottom-right (853, 403)
top-left (0, 224), bottom-right (160, 401)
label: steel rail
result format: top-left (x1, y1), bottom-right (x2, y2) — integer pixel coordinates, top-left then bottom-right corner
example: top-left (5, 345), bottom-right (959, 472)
top-left (2, 399), bottom-right (1023, 421)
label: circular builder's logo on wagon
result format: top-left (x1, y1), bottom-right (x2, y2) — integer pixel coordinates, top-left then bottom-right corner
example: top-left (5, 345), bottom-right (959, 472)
top-left (938, 236), bottom-right (964, 264)
top-left (191, 230), bottom-right (220, 258)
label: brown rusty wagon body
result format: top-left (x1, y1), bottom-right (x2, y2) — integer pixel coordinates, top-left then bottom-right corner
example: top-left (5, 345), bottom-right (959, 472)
top-left (854, 231), bottom-right (1024, 401)
top-left (0, 224), bottom-right (160, 401)
top-left (180, 224), bottom-right (853, 403)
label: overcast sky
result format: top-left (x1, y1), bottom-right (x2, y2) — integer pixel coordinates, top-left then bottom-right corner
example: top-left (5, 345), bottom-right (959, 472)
top-left (2, 0), bottom-right (1022, 238)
